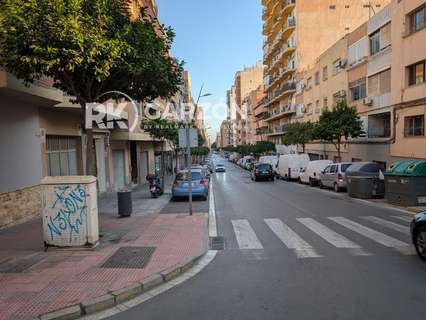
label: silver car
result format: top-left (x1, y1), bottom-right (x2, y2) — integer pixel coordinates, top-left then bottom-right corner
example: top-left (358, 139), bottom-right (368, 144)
top-left (319, 162), bottom-right (352, 192)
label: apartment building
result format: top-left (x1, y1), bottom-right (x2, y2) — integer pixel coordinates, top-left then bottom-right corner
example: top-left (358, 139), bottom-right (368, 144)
top-left (242, 86), bottom-right (265, 144)
top-left (298, 36), bottom-right (351, 161)
top-left (227, 62), bottom-right (264, 146)
top-left (390, 0), bottom-right (426, 162)
top-left (217, 121), bottom-right (231, 148)
top-left (262, 0), bottom-right (391, 145)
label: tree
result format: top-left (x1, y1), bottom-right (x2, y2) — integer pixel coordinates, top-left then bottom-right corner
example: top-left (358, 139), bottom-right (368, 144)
top-left (282, 122), bottom-right (315, 153)
top-left (314, 100), bottom-right (363, 160)
top-left (251, 141), bottom-right (276, 155)
top-left (0, 0), bottom-right (183, 174)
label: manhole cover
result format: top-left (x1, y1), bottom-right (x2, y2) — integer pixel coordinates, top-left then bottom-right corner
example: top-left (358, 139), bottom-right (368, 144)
top-left (101, 247), bottom-right (156, 269)
top-left (210, 236), bottom-right (226, 250)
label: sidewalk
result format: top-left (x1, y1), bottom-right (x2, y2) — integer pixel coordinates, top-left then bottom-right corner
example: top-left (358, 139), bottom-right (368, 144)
top-left (0, 178), bottom-right (208, 320)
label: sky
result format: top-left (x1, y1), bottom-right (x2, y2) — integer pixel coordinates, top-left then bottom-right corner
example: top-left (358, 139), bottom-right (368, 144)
top-left (156, 0), bottom-right (264, 142)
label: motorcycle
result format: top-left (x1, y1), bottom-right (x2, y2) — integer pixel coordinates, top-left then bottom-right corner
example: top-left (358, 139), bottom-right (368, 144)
top-left (146, 174), bottom-right (163, 198)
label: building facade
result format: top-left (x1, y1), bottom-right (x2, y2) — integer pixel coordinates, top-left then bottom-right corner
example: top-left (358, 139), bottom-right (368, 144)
top-left (262, 0), bottom-right (391, 145)
top-left (390, 0), bottom-right (426, 162)
top-left (227, 62), bottom-right (264, 145)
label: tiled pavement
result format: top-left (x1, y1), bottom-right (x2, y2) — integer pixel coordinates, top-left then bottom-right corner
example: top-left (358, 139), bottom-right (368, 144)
top-left (0, 185), bottom-right (208, 320)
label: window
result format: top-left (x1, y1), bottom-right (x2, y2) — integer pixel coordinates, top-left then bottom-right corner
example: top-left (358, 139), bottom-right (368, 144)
top-left (323, 97), bottom-right (328, 109)
top-left (407, 60), bottom-right (425, 86)
top-left (348, 37), bottom-right (367, 66)
top-left (370, 31), bottom-right (380, 55)
top-left (330, 165), bottom-right (337, 173)
top-left (333, 59), bottom-right (341, 76)
top-left (315, 100), bottom-right (320, 113)
top-left (315, 71), bottom-right (320, 85)
top-left (306, 103), bottom-right (313, 114)
top-left (323, 66), bottom-right (328, 81)
top-left (350, 82), bottom-right (366, 101)
top-left (404, 115), bottom-right (424, 137)
top-left (306, 77), bottom-right (312, 89)
top-left (46, 136), bottom-right (78, 176)
top-left (408, 5), bottom-right (425, 34)
top-left (368, 69), bottom-right (391, 96)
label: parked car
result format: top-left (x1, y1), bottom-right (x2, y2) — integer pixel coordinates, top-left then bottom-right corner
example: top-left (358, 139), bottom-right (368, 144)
top-left (215, 163), bottom-right (226, 172)
top-left (192, 165), bottom-right (210, 179)
top-left (172, 169), bottom-right (209, 201)
top-left (241, 156), bottom-right (255, 170)
top-left (319, 162), bottom-right (352, 192)
top-left (299, 160), bottom-right (333, 186)
top-left (277, 154), bottom-right (310, 180)
top-left (411, 212), bottom-right (426, 261)
top-left (251, 163), bottom-right (275, 182)
top-left (259, 156), bottom-right (278, 174)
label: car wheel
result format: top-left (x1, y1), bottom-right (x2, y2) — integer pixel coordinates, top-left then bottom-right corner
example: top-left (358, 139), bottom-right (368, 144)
top-left (334, 183), bottom-right (341, 193)
top-left (271, 177), bottom-right (275, 182)
top-left (309, 178), bottom-right (315, 187)
top-left (414, 226), bottom-right (426, 262)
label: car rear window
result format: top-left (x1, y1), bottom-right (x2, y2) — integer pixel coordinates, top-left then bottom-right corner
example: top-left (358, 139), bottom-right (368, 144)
top-left (256, 164), bottom-right (271, 170)
top-left (340, 164), bottom-right (351, 172)
top-left (176, 172), bottom-right (202, 181)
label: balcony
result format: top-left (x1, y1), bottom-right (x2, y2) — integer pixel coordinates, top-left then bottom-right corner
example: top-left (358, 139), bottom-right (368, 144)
top-left (265, 103), bottom-right (296, 122)
top-left (267, 124), bottom-right (288, 136)
top-left (264, 81), bottom-right (296, 107)
top-left (283, 0), bottom-right (296, 15)
top-left (0, 71), bottom-right (64, 107)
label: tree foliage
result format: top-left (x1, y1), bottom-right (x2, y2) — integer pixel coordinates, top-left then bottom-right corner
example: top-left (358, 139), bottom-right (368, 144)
top-left (222, 141), bottom-right (275, 155)
top-left (314, 100), bottom-right (363, 159)
top-left (282, 122), bottom-right (315, 153)
top-left (0, 0), bottom-right (184, 105)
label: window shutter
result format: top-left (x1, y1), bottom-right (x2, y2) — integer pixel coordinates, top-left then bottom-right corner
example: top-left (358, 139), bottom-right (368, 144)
top-left (380, 23), bottom-right (391, 48)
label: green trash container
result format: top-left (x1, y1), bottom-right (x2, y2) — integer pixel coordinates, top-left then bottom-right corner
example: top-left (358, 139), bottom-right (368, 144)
top-left (384, 160), bottom-right (426, 206)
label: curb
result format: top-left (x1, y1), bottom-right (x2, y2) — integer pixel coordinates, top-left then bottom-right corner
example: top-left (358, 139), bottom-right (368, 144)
top-left (37, 252), bottom-right (207, 320)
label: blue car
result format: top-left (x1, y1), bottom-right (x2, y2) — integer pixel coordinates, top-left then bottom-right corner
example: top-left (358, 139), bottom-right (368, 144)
top-left (172, 170), bottom-right (209, 201)
top-left (411, 212), bottom-right (426, 261)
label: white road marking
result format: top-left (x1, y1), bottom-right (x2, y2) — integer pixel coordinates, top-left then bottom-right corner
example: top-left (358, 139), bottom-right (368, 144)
top-left (362, 216), bottom-right (410, 234)
top-left (209, 179), bottom-right (217, 237)
top-left (391, 215), bottom-right (413, 223)
top-left (297, 218), bottom-right (370, 256)
top-left (264, 218), bottom-right (321, 258)
top-left (329, 217), bottom-right (413, 254)
top-left (231, 219), bottom-right (264, 250)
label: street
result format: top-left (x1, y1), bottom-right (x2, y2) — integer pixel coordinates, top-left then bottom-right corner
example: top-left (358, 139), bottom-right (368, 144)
top-left (108, 157), bottom-right (426, 320)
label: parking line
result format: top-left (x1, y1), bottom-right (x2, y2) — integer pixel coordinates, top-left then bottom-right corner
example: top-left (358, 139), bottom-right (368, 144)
top-left (265, 218), bottom-right (321, 258)
top-left (231, 220), bottom-right (264, 250)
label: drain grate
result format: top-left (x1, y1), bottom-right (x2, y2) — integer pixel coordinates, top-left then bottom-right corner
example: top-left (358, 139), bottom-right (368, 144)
top-left (101, 247), bottom-right (156, 269)
top-left (209, 236), bottom-right (226, 250)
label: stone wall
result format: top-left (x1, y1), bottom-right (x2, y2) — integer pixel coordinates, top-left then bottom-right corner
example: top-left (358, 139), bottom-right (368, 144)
top-left (0, 185), bottom-right (41, 229)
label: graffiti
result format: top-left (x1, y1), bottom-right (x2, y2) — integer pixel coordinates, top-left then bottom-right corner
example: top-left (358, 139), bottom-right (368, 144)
top-left (47, 184), bottom-right (87, 242)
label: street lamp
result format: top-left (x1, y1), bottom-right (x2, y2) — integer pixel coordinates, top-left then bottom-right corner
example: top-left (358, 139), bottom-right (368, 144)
top-left (186, 84), bottom-right (212, 216)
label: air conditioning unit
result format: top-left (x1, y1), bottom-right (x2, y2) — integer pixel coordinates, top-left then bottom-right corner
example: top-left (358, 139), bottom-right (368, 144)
top-left (338, 90), bottom-right (346, 97)
top-left (363, 97), bottom-right (373, 106)
top-left (300, 83), bottom-right (306, 90)
top-left (340, 59), bottom-right (348, 68)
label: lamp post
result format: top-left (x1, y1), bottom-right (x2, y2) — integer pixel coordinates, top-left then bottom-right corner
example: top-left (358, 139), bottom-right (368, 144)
top-left (186, 84), bottom-right (211, 216)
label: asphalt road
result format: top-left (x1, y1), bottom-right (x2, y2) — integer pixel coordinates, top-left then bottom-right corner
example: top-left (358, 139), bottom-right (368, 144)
top-left (109, 156), bottom-right (426, 320)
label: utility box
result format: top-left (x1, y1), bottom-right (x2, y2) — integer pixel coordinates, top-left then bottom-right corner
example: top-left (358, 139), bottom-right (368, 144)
top-left (346, 162), bottom-right (385, 199)
top-left (385, 160), bottom-right (426, 207)
top-left (41, 176), bottom-right (99, 248)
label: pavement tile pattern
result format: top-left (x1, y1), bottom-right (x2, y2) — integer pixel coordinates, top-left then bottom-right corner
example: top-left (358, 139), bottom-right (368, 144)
top-left (0, 213), bottom-right (206, 320)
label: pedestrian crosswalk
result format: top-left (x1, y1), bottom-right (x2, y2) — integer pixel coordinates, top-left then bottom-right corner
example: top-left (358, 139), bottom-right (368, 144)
top-left (228, 215), bottom-right (414, 259)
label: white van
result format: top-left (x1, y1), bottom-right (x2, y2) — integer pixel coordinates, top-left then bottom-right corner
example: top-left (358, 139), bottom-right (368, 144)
top-left (241, 156), bottom-right (255, 170)
top-left (299, 160), bottom-right (333, 185)
top-left (277, 154), bottom-right (310, 180)
top-left (259, 156), bottom-right (278, 173)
